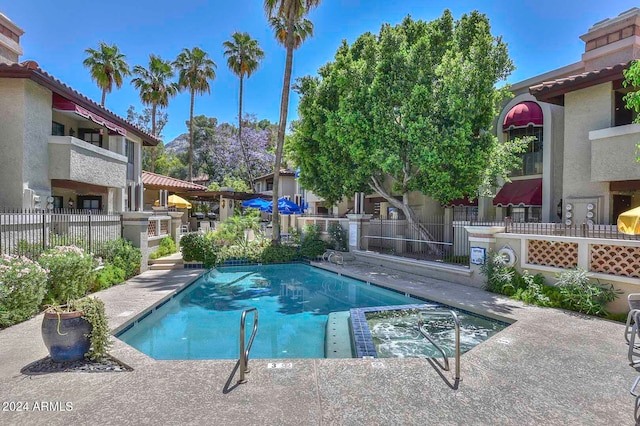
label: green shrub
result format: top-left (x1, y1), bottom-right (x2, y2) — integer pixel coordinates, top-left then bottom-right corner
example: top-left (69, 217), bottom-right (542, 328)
top-left (38, 245), bottom-right (95, 304)
top-left (480, 251), bottom-right (516, 295)
top-left (299, 224), bottom-right (326, 259)
top-left (512, 271), bottom-right (551, 306)
top-left (328, 223), bottom-right (348, 251)
top-left (0, 254), bottom-right (48, 327)
top-left (96, 238), bottom-right (141, 279)
top-left (149, 237), bottom-right (177, 260)
top-left (180, 233), bottom-right (218, 267)
top-left (260, 244), bottom-right (298, 264)
top-left (555, 268), bottom-right (620, 316)
top-left (217, 240), bottom-right (267, 264)
top-left (92, 263), bottom-right (126, 291)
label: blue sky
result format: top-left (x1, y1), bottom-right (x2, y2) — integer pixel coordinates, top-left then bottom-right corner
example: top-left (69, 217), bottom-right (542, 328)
top-left (3, 1), bottom-right (638, 142)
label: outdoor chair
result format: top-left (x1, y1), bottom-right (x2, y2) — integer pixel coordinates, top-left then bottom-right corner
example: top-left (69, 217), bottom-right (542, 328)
top-left (628, 310), bottom-right (640, 366)
top-left (625, 294), bottom-right (640, 345)
top-left (631, 375), bottom-right (640, 424)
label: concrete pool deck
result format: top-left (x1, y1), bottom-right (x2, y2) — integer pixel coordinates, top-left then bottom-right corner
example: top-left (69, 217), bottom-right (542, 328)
top-left (0, 262), bottom-right (638, 425)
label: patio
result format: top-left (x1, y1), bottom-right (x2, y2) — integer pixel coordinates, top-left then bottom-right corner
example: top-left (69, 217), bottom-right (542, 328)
top-left (0, 263), bottom-right (636, 425)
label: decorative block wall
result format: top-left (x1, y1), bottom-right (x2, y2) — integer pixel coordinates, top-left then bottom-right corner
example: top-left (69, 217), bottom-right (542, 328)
top-left (527, 239), bottom-right (578, 269)
top-left (590, 244), bottom-right (640, 278)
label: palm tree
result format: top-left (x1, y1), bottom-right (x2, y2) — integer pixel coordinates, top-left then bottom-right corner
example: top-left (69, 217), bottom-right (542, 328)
top-left (223, 32), bottom-right (265, 190)
top-left (173, 47), bottom-right (217, 182)
top-left (264, 0), bottom-right (321, 244)
top-left (269, 16), bottom-right (314, 48)
top-left (131, 55), bottom-right (178, 172)
top-left (82, 42), bottom-right (130, 107)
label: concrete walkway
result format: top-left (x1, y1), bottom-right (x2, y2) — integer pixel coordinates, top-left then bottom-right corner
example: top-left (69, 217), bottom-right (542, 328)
top-left (0, 262), bottom-right (638, 425)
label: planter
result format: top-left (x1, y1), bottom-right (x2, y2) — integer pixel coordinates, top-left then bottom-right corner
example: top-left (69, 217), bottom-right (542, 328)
top-left (41, 310), bottom-right (92, 362)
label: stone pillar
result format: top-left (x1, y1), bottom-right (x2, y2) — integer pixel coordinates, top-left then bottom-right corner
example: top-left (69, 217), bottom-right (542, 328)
top-left (463, 225), bottom-right (505, 287)
top-left (169, 211), bottom-right (184, 248)
top-left (347, 214), bottom-right (373, 251)
top-left (122, 212), bottom-right (152, 273)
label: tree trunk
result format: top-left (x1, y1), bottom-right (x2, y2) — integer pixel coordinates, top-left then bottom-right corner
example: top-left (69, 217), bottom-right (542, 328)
top-left (368, 176), bottom-right (442, 256)
top-left (271, 10), bottom-right (297, 245)
top-left (101, 89), bottom-right (106, 107)
top-left (151, 104), bottom-right (157, 173)
top-left (237, 76), bottom-right (254, 190)
top-left (189, 89), bottom-right (195, 182)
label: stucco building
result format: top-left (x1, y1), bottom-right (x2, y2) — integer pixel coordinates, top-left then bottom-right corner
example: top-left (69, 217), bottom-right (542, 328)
top-left (488, 7), bottom-right (640, 225)
top-left (0, 13), bottom-right (158, 212)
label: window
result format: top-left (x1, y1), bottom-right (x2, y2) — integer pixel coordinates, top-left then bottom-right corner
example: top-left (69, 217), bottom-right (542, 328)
top-left (51, 121), bottom-right (65, 136)
top-left (507, 206), bottom-right (541, 223)
top-left (52, 196), bottom-right (63, 209)
top-left (77, 195), bottom-right (102, 211)
top-left (505, 125), bottom-right (543, 176)
top-left (614, 90), bottom-right (636, 126)
top-left (78, 128), bottom-right (103, 148)
top-left (453, 206), bottom-right (478, 221)
top-left (126, 140), bottom-right (135, 180)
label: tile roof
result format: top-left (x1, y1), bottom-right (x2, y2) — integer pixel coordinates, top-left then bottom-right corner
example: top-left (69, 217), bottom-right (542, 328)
top-left (529, 62), bottom-right (629, 103)
top-left (255, 169), bottom-right (296, 180)
top-left (0, 61), bottom-right (160, 145)
top-left (142, 171), bottom-right (208, 191)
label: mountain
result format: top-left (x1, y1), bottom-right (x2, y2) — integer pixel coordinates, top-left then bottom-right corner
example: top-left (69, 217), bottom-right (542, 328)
top-left (164, 134), bottom-right (189, 153)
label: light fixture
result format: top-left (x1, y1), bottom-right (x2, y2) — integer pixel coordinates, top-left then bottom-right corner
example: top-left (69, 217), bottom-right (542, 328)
top-left (69, 128), bottom-right (75, 137)
top-left (221, 199), bottom-right (226, 208)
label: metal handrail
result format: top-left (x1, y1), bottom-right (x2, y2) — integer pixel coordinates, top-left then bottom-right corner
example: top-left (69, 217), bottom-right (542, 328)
top-left (417, 310), bottom-right (461, 382)
top-left (238, 307), bottom-right (259, 384)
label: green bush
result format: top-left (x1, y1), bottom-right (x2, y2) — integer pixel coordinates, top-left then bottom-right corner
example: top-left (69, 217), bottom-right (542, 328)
top-left (149, 237), bottom-right (177, 260)
top-left (327, 223), bottom-right (348, 251)
top-left (260, 244), bottom-right (298, 264)
top-left (38, 245), bottom-right (95, 304)
top-left (0, 254), bottom-right (48, 327)
top-left (96, 238), bottom-right (141, 279)
top-left (299, 224), bottom-right (326, 259)
top-left (555, 268), bottom-right (620, 316)
top-left (480, 252), bottom-right (516, 295)
top-left (92, 263), bottom-right (126, 291)
top-left (180, 233), bottom-right (218, 267)
top-left (512, 271), bottom-right (551, 306)
top-left (217, 240), bottom-right (267, 264)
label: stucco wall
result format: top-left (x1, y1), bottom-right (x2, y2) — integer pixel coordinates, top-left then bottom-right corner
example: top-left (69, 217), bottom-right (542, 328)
top-left (562, 82), bottom-right (612, 223)
top-left (0, 78), bottom-right (26, 207)
top-left (550, 103), bottom-right (565, 222)
top-left (590, 124), bottom-right (640, 182)
top-left (23, 80), bottom-right (52, 202)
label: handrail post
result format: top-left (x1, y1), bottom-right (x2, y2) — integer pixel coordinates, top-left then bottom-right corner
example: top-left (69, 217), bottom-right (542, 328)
top-left (417, 309), bottom-right (461, 383)
top-left (238, 307), bottom-right (258, 384)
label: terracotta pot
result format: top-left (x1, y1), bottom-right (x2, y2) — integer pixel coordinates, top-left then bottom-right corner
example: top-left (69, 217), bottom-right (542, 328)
top-left (41, 310), bottom-right (92, 362)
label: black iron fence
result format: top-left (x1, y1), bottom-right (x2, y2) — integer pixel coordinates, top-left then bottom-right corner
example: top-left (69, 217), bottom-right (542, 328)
top-left (0, 209), bottom-right (123, 258)
top-left (505, 221), bottom-right (640, 240)
top-left (361, 217), bottom-right (476, 267)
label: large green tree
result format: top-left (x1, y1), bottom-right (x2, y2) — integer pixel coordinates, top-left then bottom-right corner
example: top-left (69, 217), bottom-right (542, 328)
top-left (223, 32), bottom-right (265, 189)
top-left (264, 0), bottom-right (322, 244)
top-left (82, 42), bottom-right (130, 107)
top-left (131, 55), bottom-right (178, 172)
top-left (174, 47), bottom-right (217, 181)
top-left (290, 11), bottom-right (524, 245)
top-left (623, 60), bottom-right (640, 162)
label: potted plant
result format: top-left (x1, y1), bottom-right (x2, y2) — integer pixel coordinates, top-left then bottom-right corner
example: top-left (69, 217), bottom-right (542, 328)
top-left (42, 297), bottom-right (111, 362)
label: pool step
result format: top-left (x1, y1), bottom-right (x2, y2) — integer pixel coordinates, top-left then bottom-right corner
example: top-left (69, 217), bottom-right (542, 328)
top-left (325, 311), bottom-right (354, 358)
top-left (148, 256), bottom-right (184, 270)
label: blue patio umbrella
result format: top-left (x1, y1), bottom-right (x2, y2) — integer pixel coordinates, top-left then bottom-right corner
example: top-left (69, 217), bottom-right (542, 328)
top-left (262, 198), bottom-right (303, 215)
top-left (241, 198), bottom-right (270, 209)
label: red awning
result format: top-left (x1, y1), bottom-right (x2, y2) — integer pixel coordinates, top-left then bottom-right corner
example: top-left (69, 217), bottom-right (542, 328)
top-left (443, 196), bottom-right (478, 207)
top-left (503, 101), bottom-right (543, 129)
top-left (493, 178), bottom-right (542, 207)
top-left (52, 93), bottom-right (127, 136)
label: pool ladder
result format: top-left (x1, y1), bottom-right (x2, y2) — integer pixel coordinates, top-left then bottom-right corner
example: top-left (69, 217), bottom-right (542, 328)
top-left (238, 307), bottom-right (259, 384)
top-left (417, 310), bottom-right (461, 383)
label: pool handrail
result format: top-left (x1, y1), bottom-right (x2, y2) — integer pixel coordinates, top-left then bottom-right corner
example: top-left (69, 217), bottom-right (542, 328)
top-left (417, 309), bottom-right (461, 383)
top-left (238, 307), bottom-right (259, 384)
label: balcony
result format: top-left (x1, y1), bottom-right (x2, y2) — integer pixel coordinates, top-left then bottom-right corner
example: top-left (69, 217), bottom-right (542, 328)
top-left (49, 136), bottom-right (127, 187)
top-left (590, 124), bottom-right (640, 182)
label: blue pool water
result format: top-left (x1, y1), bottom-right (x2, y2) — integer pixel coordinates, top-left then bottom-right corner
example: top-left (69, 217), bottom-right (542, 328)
top-left (117, 264), bottom-right (422, 359)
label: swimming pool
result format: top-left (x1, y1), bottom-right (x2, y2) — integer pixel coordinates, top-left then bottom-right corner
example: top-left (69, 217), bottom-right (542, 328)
top-left (117, 264), bottom-right (505, 359)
